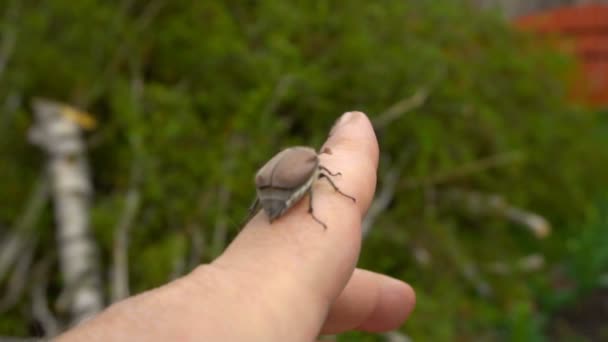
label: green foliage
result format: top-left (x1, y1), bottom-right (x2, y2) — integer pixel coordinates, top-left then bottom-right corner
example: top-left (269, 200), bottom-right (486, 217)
top-left (0, 313), bottom-right (27, 336)
top-left (566, 201), bottom-right (608, 293)
top-left (537, 198), bottom-right (608, 312)
top-left (1, 0), bottom-right (608, 340)
top-left (504, 301), bottom-right (545, 342)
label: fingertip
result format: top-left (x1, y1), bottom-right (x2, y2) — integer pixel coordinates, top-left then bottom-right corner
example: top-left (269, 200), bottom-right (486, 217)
top-left (358, 277), bottom-right (416, 332)
top-left (320, 112), bottom-right (379, 214)
top-left (320, 270), bottom-right (416, 335)
top-left (326, 111), bottom-right (379, 169)
top-left (329, 111), bottom-right (360, 137)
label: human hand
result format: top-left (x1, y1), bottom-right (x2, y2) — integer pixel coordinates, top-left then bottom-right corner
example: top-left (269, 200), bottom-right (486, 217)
top-left (56, 111), bottom-right (415, 342)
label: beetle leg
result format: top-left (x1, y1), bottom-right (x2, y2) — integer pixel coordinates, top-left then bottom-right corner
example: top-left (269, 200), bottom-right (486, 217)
top-left (318, 173), bottom-right (356, 202)
top-left (308, 189), bottom-right (327, 230)
top-left (240, 198), bottom-right (261, 228)
top-left (248, 198), bottom-right (260, 213)
top-left (318, 165), bottom-right (341, 177)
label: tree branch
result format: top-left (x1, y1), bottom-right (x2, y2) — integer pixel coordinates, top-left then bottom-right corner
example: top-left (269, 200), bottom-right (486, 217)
top-left (373, 87), bottom-right (430, 129)
top-left (384, 331), bottom-right (412, 342)
top-left (403, 151), bottom-right (524, 189)
top-left (0, 176), bottom-right (48, 283)
top-left (0, 0), bottom-right (19, 81)
top-left (362, 148), bottom-right (414, 237)
top-left (80, 0), bottom-right (166, 106)
top-left (111, 186), bottom-right (140, 302)
top-left (263, 75), bottom-right (294, 115)
top-left (0, 239), bottom-right (36, 313)
top-left (211, 136), bottom-right (240, 256)
top-left (187, 224), bottom-right (205, 269)
top-left (31, 257), bottom-right (60, 338)
top-left (487, 253), bottom-right (545, 275)
top-left (442, 188), bottom-right (551, 238)
top-left (211, 186), bottom-right (232, 256)
top-left (111, 73), bottom-right (144, 303)
top-left (362, 165), bottom-right (400, 237)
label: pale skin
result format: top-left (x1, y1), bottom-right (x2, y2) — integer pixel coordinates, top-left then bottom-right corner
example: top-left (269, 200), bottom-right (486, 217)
top-left (57, 111), bottom-right (416, 342)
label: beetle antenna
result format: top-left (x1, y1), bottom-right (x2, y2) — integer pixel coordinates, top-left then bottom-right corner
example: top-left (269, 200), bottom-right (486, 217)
top-left (308, 189), bottom-right (327, 230)
top-left (318, 173), bottom-right (356, 202)
top-left (318, 165), bottom-right (341, 177)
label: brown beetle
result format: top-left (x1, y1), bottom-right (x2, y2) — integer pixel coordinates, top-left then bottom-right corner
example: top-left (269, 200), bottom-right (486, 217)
top-left (248, 146), bottom-right (355, 229)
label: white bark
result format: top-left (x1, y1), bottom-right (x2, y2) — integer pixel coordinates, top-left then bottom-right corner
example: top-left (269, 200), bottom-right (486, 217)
top-left (29, 98), bottom-right (103, 325)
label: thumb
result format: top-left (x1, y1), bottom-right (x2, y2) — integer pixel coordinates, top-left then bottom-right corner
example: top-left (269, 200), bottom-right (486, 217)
top-left (209, 111), bottom-right (379, 339)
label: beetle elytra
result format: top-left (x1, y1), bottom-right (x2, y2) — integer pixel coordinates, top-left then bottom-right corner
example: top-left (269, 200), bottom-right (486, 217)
top-left (248, 146), bottom-right (355, 229)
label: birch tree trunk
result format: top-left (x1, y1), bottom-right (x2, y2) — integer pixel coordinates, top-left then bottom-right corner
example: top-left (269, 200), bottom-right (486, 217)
top-left (29, 98), bottom-right (103, 326)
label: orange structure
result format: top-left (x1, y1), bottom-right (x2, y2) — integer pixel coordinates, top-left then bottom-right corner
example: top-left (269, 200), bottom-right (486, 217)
top-left (516, 5), bottom-right (608, 106)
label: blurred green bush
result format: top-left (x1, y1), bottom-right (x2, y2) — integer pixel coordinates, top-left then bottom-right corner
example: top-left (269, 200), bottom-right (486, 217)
top-left (1, 0), bottom-right (607, 340)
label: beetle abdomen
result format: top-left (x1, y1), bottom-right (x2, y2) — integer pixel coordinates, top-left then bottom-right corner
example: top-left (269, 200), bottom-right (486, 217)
top-left (256, 188), bottom-right (290, 220)
top-left (259, 199), bottom-right (287, 221)
top-left (256, 167), bottom-right (318, 221)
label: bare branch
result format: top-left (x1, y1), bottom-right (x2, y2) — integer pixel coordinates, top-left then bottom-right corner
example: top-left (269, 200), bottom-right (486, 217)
top-left (211, 136), bottom-right (240, 256)
top-left (111, 72), bottom-right (144, 302)
top-left (442, 188), bottom-right (551, 238)
top-left (169, 248), bottom-right (187, 281)
top-left (80, 0), bottom-right (166, 106)
top-left (0, 239), bottom-right (36, 313)
top-left (403, 151), bottom-right (524, 189)
top-left (12, 176), bottom-right (49, 233)
top-left (0, 233), bottom-right (22, 285)
top-left (429, 218), bottom-right (493, 297)
top-left (384, 331), bottom-right (412, 342)
top-left (111, 186), bottom-right (140, 302)
top-left (412, 245), bottom-right (432, 267)
top-left (0, 176), bottom-right (49, 283)
top-left (0, 0), bottom-right (19, 80)
top-left (187, 224), bottom-right (205, 270)
top-left (462, 263), bottom-right (493, 298)
top-left (517, 253), bottom-right (545, 272)
top-left (31, 258), bottom-right (60, 338)
top-left (362, 166), bottom-right (400, 237)
top-left (599, 273), bottom-right (608, 287)
top-left (211, 186), bottom-right (232, 256)
top-left (263, 75), bottom-right (294, 115)
top-left (30, 99), bottom-right (104, 325)
top-left (373, 87), bottom-right (430, 129)
top-left (362, 148), bottom-right (415, 237)
top-left (505, 207), bottom-right (551, 238)
top-left (487, 253), bottom-right (545, 275)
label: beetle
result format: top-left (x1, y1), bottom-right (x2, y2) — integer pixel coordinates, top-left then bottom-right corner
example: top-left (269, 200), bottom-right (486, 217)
top-left (248, 146), bottom-right (356, 229)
